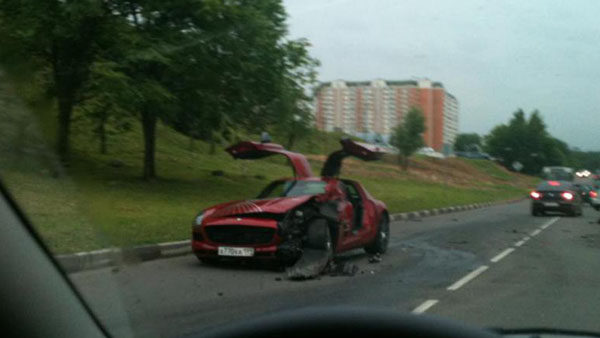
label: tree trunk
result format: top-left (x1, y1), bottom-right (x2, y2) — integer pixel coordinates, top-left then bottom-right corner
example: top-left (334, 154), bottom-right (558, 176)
top-left (286, 132), bottom-right (296, 150)
top-left (142, 110), bottom-right (157, 180)
top-left (400, 154), bottom-right (409, 171)
top-left (57, 97), bottom-right (73, 164)
top-left (99, 112), bottom-right (107, 154)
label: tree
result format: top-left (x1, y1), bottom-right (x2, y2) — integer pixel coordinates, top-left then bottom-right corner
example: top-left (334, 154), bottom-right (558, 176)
top-left (78, 60), bottom-right (135, 154)
top-left (106, 0), bottom-right (183, 179)
top-left (485, 109), bottom-right (568, 174)
top-left (390, 107), bottom-right (426, 170)
top-left (270, 38), bottom-right (319, 149)
top-left (0, 0), bottom-right (113, 163)
top-left (166, 1), bottom-right (318, 154)
top-left (454, 133), bottom-right (481, 152)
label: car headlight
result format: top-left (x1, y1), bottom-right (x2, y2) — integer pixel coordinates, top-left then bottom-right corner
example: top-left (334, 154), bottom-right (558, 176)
top-left (194, 212), bottom-right (205, 226)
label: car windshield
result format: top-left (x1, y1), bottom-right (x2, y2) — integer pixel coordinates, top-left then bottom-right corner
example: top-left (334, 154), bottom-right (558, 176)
top-left (258, 180), bottom-right (327, 199)
top-left (3, 0), bottom-right (600, 337)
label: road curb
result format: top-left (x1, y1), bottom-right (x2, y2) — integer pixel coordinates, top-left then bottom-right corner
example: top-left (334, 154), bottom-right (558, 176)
top-left (57, 240), bottom-right (191, 274)
top-left (57, 198), bottom-right (526, 273)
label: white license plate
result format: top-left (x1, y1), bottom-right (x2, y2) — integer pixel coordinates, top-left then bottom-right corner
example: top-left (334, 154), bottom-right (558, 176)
top-left (218, 246), bottom-right (255, 257)
top-left (544, 202), bottom-right (559, 207)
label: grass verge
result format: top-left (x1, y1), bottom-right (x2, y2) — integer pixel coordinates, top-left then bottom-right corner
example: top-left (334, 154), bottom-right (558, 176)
top-left (0, 78), bottom-right (536, 253)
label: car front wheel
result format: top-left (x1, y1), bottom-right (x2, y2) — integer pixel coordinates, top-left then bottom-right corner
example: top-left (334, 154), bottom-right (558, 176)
top-left (364, 214), bottom-right (390, 254)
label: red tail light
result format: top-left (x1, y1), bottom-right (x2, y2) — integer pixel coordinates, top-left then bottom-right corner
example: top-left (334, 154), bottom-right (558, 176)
top-left (530, 191), bottom-right (542, 200)
top-left (561, 192), bottom-right (574, 201)
top-left (590, 191), bottom-right (598, 198)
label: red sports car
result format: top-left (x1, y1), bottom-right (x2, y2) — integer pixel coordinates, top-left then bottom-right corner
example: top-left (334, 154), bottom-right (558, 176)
top-left (191, 137), bottom-right (389, 278)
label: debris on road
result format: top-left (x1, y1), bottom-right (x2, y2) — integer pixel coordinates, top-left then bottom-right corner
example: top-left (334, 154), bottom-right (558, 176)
top-left (286, 248), bottom-right (332, 280)
top-left (368, 253), bottom-right (382, 263)
top-left (325, 260), bottom-right (359, 277)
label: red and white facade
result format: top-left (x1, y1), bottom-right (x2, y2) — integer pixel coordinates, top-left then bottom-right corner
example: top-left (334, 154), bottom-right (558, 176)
top-left (313, 79), bottom-right (459, 152)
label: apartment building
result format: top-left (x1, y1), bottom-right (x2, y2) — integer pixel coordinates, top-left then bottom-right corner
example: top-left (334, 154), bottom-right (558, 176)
top-left (314, 79), bottom-right (459, 152)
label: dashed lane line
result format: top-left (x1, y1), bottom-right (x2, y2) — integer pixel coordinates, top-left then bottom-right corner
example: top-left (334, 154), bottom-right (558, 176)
top-left (416, 217), bottom-right (561, 313)
top-left (447, 265), bottom-right (489, 291)
top-left (490, 248), bottom-right (515, 263)
top-left (412, 299), bottom-right (439, 314)
top-left (540, 217), bottom-right (560, 230)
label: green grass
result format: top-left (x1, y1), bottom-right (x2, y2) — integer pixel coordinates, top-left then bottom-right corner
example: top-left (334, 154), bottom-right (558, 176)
top-left (350, 175), bottom-right (525, 213)
top-left (0, 81), bottom-right (535, 253)
top-left (463, 158), bottom-right (514, 181)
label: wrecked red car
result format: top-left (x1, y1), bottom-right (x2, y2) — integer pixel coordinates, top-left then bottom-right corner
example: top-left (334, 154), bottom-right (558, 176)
top-left (191, 137), bottom-right (389, 278)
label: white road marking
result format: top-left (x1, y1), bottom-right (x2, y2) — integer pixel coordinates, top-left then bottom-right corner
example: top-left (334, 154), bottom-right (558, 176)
top-left (412, 299), bottom-right (439, 314)
top-left (447, 265), bottom-right (489, 291)
top-left (515, 240), bottom-right (526, 247)
top-left (522, 236), bottom-right (530, 242)
top-left (540, 217), bottom-right (560, 230)
top-left (490, 248), bottom-right (515, 263)
top-left (530, 229), bottom-right (541, 237)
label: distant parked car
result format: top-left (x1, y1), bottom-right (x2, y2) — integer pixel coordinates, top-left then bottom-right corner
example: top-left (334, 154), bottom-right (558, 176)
top-left (574, 183), bottom-right (593, 205)
top-left (417, 147), bottom-right (444, 159)
top-left (530, 180), bottom-right (584, 217)
top-left (455, 151), bottom-right (492, 160)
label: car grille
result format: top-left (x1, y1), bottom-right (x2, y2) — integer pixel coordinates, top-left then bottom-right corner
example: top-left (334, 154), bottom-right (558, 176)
top-left (204, 226), bottom-right (275, 245)
top-left (540, 191), bottom-right (562, 202)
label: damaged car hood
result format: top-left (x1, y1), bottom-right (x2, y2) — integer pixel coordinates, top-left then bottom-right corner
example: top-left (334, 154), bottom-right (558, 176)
top-left (209, 195), bottom-right (314, 218)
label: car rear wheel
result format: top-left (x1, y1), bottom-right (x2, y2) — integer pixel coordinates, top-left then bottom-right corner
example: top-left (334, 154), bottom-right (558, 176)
top-left (531, 206), bottom-right (544, 217)
top-left (364, 214), bottom-right (390, 255)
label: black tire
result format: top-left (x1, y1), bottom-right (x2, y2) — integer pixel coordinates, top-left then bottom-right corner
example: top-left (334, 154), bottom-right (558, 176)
top-left (531, 205), bottom-right (544, 216)
top-left (305, 219), bottom-right (332, 250)
top-left (364, 213), bottom-right (390, 255)
top-left (567, 206), bottom-right (577, 217)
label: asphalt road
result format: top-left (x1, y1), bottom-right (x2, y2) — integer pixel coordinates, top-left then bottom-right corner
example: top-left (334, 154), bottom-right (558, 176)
top-left (70, 201), bottom-right (600, 337)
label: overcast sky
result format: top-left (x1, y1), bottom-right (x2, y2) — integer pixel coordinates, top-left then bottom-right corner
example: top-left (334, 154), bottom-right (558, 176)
top-left (283, 0), bottom-right (600, 150)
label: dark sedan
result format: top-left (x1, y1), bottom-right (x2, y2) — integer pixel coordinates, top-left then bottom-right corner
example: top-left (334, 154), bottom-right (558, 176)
top-left (530, 181), bottom-right (583, 217)
top-left (574, 183), bottom-right (593, 204)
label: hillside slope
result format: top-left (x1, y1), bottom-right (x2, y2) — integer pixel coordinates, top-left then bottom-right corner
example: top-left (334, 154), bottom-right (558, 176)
top-left (0, 79), bottom-right (536, 253)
